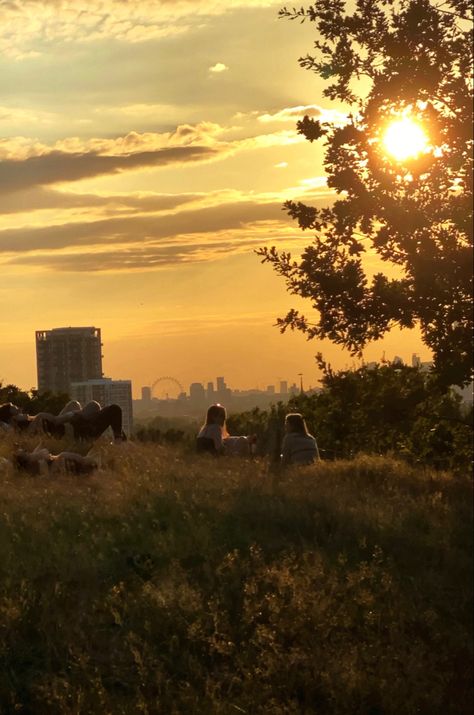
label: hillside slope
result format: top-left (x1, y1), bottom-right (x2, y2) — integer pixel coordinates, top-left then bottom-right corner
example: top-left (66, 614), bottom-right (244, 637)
top-left (0, 442), bottom-right (472, 714)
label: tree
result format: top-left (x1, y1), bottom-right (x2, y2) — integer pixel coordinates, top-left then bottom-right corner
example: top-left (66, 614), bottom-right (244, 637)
top-left (258, 0), bottom-right (473, 386)
top-left (0, 382), bottom-right (70, 415)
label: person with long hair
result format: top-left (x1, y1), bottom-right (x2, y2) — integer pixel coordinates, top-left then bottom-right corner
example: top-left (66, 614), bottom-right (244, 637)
top-left (281, 412), bottom-right (320, 466)
top-left (197, 403), bottom-right (256, 456)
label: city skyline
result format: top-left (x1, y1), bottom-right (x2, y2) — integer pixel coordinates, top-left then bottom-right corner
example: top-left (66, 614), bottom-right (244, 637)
top-left (0, 324), bottom-right (431, 399)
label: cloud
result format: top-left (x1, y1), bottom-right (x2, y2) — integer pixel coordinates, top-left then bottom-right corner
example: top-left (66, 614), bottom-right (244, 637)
top-left (95, 103), bottom-right (184, 120)
top-left (0, 122), bottom-right (304, 193)
top-left (0, 187), bottom-right (201, 216)
top-left (209, 62), bottom-right (228, 73)
top-left (0, 0), bottom-right (279, 59)
top-left (0, 184), bottom-right (334, 273)
top-left (6, 236), bottom-right (271, 272)
top-left (0, 123), bottom-right (227, 192)
top-left (0, 105), bottom-right (57, 125)
top-left (0, 145), bottom-right (221, 194)
top-left (0, 122), bottom-right (225, 161)
top-left (0, 199), bottom-right (284, 254)
top-left (258, 104), bottom-right (348, 125)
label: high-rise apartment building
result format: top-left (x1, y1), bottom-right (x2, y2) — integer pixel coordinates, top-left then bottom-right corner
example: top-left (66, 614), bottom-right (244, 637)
top-left (70, 378), bottom-right (133, 436)
top-left (36, 327), bottom-right (103, 394)
top-left (141, 386), bottom-right (152, 401)
top-left (279, 381), bottom-right (288, 395)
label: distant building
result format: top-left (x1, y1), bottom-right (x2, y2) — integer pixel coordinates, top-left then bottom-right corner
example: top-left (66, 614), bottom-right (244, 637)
top-left (289, 383), bottom-right (299, 397)
top-left (36, 326), bottom-right (102, 394)
top-left (279, 381), bottom-right (288, 395)
top-left (266, 385), bottom-right (275, 394)
top-left (215, 375), bottom-right (232, 402)
top-left (189, 382), bottom-right (206, 405)
top-left (206, 381), bottom-right (215, 400)
top-left (70, 378), bottom-right (133, 436)
top-left (141, 386), bottom-right (152, 401)
top-left (412, 353), bottom-right (421, 368)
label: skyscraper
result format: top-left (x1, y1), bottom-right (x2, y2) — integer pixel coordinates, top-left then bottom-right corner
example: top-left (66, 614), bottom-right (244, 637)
top-left (36, 326), bottom-right (103, 394)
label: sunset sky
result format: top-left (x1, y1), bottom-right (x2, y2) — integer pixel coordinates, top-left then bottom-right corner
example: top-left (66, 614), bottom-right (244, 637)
top-left (0, 0), bottom-right (431, 396)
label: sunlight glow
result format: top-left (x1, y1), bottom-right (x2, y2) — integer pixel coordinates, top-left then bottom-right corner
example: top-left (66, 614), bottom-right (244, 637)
top-left (383, 118), bottom-right (429, 161)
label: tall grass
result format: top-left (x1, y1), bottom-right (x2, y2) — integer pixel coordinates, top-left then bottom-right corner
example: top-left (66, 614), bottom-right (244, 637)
top-left (0, 436), bottom-right (472, 714)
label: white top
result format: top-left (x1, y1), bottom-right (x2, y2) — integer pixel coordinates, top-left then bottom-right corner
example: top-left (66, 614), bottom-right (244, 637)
top-left (281, 432), bottom-right (319, 465)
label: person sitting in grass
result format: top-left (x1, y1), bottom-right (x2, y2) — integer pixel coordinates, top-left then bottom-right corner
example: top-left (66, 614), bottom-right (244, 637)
top-left (0, 400), bottom-right (126, 443)
top-left (12, 445), bottom-right (99, 476)
top-left (197, 403), bottom-right (256, 456)
top-left (281, 413), bottom-right (320, 466)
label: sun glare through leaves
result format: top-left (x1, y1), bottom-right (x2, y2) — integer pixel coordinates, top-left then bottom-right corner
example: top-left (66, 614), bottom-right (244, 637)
top-left (382, 117), bottom-right (429, 161)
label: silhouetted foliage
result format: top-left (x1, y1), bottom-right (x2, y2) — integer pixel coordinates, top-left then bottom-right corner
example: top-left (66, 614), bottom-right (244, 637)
top-left (229, 364), bottom-right (472, 470)
top-left (297, 361), bottom-right (472, 469)
top-left (0, 382), bottom-right (70, 415)
top-left (258, 0), bottom-right (473, 386)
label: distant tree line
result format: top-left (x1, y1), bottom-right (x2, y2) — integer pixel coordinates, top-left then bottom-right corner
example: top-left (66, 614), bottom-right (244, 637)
top-left (134, 415), bottom-right (199, 446)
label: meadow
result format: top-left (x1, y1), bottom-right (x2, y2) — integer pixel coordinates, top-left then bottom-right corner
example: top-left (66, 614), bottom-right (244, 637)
top-left (0, 437), bottom-right (472, 715)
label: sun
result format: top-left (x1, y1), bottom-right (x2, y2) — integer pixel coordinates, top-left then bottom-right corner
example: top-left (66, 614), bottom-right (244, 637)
top-left (382, 117), bottom-right (429, 161)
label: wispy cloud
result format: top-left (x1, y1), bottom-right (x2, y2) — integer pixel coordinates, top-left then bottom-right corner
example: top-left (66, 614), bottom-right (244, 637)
top-left (0, 187), bottom-right (201, 217)
top-left (0, 0), bottom-right (279, 59)
top-left (0, 145), bottom-right (221, 194)
top-left (0, 186), bottom-right (332, 272)
top-left (0, 105), bottom-right (57, 125)
top-left (0, 122), bottom-right (303, 193)
top-left (258, 104), bottom-right (348, 125)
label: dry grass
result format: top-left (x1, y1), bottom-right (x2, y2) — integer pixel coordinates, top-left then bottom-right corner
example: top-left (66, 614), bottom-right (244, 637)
top-left (0, 436), bottom-right (472, 714)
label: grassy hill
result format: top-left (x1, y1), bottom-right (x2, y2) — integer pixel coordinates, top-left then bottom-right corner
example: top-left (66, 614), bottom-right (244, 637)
top-left (0, 438), bottom-right (472, 714)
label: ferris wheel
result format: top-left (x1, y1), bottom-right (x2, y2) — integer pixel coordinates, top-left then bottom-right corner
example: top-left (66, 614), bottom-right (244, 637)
top-left (150, 376), bottom-right (184, 399)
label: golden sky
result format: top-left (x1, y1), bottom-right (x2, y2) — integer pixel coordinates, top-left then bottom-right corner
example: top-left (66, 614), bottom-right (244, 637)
top-left (0, 0), bottom-right (430, 395)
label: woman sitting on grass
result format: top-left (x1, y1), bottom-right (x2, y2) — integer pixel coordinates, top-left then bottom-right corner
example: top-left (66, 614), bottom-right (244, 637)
top-left (197, 404), bottom-right (256, 456)
top-left (13, 445), bottom-right (99, 476)
top-left (281, 413), bottom-right (320, 466)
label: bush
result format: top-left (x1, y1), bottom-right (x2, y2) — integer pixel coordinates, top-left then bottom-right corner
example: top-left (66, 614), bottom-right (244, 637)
top-left (229, 364), bottom-right (473, 471)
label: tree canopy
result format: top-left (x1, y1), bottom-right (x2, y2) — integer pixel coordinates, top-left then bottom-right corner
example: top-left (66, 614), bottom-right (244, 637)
top-left (0, 382), bottom-right (70, 416)
top-left (258, 0), bottom-right (473, 386)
